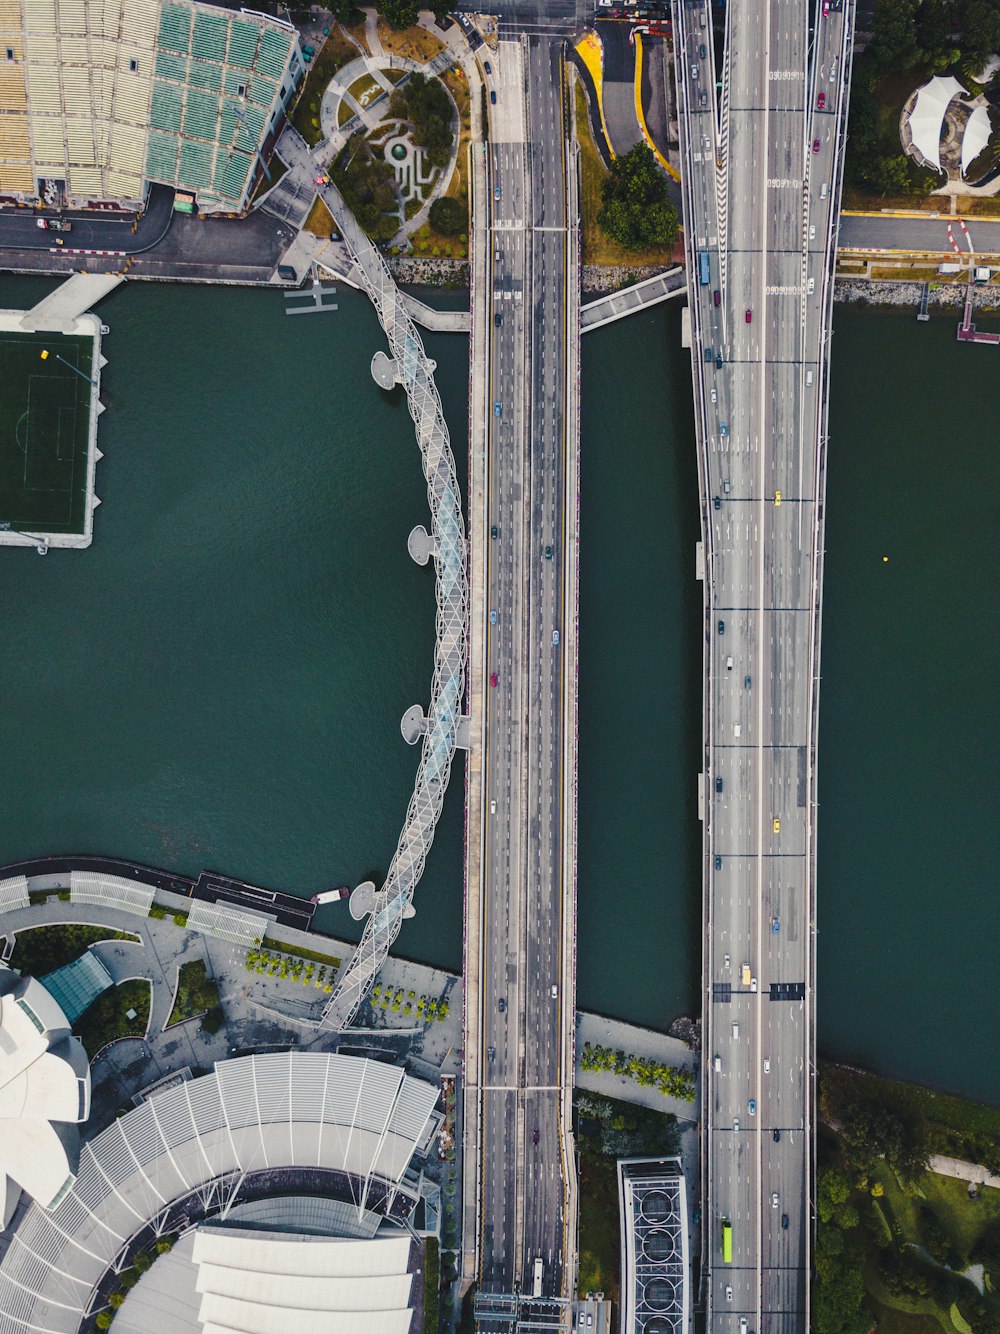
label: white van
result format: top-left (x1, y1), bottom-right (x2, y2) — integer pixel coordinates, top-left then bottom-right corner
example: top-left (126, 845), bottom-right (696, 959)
top-left (713, 1054), bottom-right (721, 1071)
top-left (806, 369), bottom-right (814, 386)
top-left (820, 182), bottom-right (828, 199)
top-left (732, 1021), bottom-right (739, 1038)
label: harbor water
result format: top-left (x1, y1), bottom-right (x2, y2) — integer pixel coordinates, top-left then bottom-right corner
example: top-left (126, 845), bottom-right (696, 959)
top-left (0, 275), bottom-right (995, 1104)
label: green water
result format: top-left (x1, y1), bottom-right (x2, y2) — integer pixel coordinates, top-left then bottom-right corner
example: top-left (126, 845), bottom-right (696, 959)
top-left (0, 275), bottom-right (467, 968)
top-left (819, 306), bottom-right (1000, 1107)
top-left (0, 275), bottom-right (995, 1104)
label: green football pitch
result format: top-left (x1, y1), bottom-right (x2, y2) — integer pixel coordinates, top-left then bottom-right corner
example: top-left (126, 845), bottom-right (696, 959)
top-left (0, 329), bottom-right (94, 535)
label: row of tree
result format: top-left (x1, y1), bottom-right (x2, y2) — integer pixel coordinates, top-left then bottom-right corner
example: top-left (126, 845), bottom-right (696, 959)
top-left (304, 0), bottom-right (450, 29)
top-left (579, 1041), bottom-right (696, 1100)
top-left (866, 0), bottom-right (1000, 77)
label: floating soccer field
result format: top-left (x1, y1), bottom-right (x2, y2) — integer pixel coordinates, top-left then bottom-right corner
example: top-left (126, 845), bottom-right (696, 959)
top-left (0, 329), bottom-right (94, 536)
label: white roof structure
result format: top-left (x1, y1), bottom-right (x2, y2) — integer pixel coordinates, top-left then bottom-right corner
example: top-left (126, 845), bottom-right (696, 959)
top-left (0, 1053), bottom-right (438, 1334)
top-left (0, 967), bottom-right (91, 1216)
top-left (907, 76), bottom-right (967, 171)
top-left (962, 104), bottom-right (993, 175)
top-left (192, 1228), bottom-right (415, 1334)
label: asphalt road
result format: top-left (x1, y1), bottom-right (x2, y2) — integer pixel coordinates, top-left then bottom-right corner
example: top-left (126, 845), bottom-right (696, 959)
top-left (675, 0), bottom-right (852, 1328)
top-left (0, 183), bottom-right (175, 254)
top-left (839, 210), bottom-right (1000, 255)
top-left (476, 33), bottom-right (573, 1319)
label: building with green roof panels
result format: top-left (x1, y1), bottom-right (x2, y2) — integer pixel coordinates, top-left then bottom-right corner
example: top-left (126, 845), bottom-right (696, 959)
top-left (0, 0), bottom-right (302, 214)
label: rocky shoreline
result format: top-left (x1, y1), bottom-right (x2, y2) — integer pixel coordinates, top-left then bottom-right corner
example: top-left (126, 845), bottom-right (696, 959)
top-left (387, 254), bottom-right (999, 312)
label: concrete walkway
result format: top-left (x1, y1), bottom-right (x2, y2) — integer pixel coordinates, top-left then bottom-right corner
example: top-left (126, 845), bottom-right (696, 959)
top-left (930, 1154), bottom-right (1000, 1190)
top-left (576, 1011), bottom-right (699, 1122)
top-left (19, 273), bottom-right (123, 332)
top-left (580, 266), bottom-right (686, 331)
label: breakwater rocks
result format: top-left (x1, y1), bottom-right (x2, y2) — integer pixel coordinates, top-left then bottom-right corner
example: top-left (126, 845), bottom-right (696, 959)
top-left (581, 263), bottom-right (673, 296)
top-left (388, 256), bottom-right (469, 288)
top-left (835, 276), bottom-right (999, 310)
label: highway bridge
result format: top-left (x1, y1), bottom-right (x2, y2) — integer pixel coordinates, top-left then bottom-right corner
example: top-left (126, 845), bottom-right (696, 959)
top-left (461, 33), bottom-right (580, 1331)
top-left (672, 0), bottom-right (854, 1328)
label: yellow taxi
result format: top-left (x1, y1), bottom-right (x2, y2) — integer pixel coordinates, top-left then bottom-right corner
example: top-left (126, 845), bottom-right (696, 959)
top-left (772, 817), bottom-right (781, 833)
top-left (774, 490), bottom-right (782, 507)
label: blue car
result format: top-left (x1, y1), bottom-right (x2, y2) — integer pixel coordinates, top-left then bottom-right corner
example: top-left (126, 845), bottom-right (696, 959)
top-left (772, 915), bottom-right (780, 933)
top-left (494, 401), bottom-right (502, 417)
top-left (720, 422), bottom-right (729, 438)
top-left (494, 186), bottom-right (501, 201)
top-left (490, 609), bottom-right (498, 625)
top-left (748, 1099), bottom-right (756, 1116)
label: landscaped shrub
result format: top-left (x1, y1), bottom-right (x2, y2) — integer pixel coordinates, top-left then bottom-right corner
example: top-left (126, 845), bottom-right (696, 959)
top-left (148, 904), bottom-right (166, 920)
top-left (201, 1005), bottom-right (225, 1036)
top-left (12, 924), bottom-right (138, 978)
top-left (95, 1311), bottom-right (113, 1328)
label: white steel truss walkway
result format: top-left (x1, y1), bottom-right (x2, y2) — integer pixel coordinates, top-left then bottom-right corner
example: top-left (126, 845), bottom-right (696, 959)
top-left (316, 181), bottom-right (468, 1032)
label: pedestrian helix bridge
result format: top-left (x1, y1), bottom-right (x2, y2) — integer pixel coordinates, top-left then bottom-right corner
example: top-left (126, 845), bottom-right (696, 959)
top-left (317, 180), bottom-right (468, 1032)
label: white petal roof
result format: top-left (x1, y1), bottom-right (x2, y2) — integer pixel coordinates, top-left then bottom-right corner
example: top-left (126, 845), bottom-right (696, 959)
top-left (0, 967), bottom-right (90, 1213)
top-left (962, 104), bottom-right (993, 174)
top-left (909, 75), bottom-right (967, 170)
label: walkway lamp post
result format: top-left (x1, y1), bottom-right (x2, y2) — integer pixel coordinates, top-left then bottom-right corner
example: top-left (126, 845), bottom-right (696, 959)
top-left (39, 348), bottom-right (97, 386)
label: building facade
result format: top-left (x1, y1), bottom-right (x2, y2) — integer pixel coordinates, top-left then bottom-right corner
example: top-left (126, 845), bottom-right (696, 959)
top-left (0, 0), bottom-right (301, 213)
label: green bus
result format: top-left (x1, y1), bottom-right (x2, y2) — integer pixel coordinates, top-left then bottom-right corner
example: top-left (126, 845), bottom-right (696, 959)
top-left (722, 1218), bottom-right (733, 1264)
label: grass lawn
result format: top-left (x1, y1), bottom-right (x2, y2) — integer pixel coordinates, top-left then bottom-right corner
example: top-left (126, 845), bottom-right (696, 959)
top-left (573, 77), bottom-right (673, 269)
top-left (578, 1149), bottom-right (620, 1309)
top-left (0, 329), bottom-right (94, 533)
top-left (377, 21), bottom-right (445, 63)
top-left (13, 923), bottom-right (138, 977)
top-left (954, 195), bottom-right (1000, 218)
top-left (869, 264), bottom-right (956, 280)
top-left (347, 72), bottom-right (385, 109)
top-left (290, 26), bottom-right (360, 146)
top-left (76, 979), bottom-right (151, 1059)
top-left (921, 1173), bottom-right (1000, 1259)
top-left (304, 196), bottom-right (336, 238)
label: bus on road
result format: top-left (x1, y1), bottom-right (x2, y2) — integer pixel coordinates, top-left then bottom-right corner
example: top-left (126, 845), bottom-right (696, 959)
top-left (533, 1257), bottom-right (544, 1296)
top-left (722, 1218), bottom-right (733, 1263)
top-left (698, 250), bottom-right (711, 285)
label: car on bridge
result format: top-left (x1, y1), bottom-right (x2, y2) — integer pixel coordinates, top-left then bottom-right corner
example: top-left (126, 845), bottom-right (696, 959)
top-left (491, 524), bottom-right (498, 538)
top-left (745, 308), bottom-right (752, 323)
top-left (720, 421), bottom-right (728, 437)
top-left (782, 1213), bottom-right (790, 1229)
top-left (748, 1099), bottom-right (756, 1115)
top-left (772, 816), bottom-right (781, 832)
top-left (817, 91), bottom-right (826, 109)
top-left (494, 185), bottom-right (501, 201)
top-left (494, 401), bottom-right (502, 416)
top-left (714, 854), bottom-right (722, 869)
top-left (718, 620), bottom-right (725, 634)
top-left (545, 545), bottom-right (553, 560)
top-left (491, 672), bottom-right (498, 687)
top-left (490, 609), bottom-right (498, 625)
top-left (498, 996), bottom-right (506, 1012)
top-left (772, 915), bottom-right (780, 933)
top-left (813, 137), bottom-right (821, 154)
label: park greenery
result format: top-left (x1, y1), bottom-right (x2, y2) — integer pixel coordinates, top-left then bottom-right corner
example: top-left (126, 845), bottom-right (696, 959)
top-left (596, 143), bottom-right (679, 252)
top-left (370, 982), bottom-right (450, 1021)
top-left (423, 1235), bottom-right (440, 1334)
top-left (576, 1091), bottom-right (680, 1305)
top-left (94, 1239), bottom-right (175, 1328)
top-left (816, 1064), bottom-right (1000, 1333)
top-left (333, 131), bottom-right (399, 241)
top-left (847, 0), bottom-right (1000, 197)
top-left (12, 923), bottom-right (138, 978)
top-left (167, 958), bottom-right (221, 1031)
top-left (76, 980), bottom-right (151, 1060)
top-left (429, 195), bottom-right (466, 235)
top-left (390, 72), bottom-right (455, 170)
top-left (244, 942), bottom-right (338, 993)
top-left (580, 1041), bottom-right (696, 1101)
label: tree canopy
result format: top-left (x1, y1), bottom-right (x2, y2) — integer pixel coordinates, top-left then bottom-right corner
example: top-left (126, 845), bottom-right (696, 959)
top-left (390, 73), bottom-right (454, 169)
top-left (596, 143), bottom-right (678, 252)
top-left (429, 195), bottom-right (466, 235)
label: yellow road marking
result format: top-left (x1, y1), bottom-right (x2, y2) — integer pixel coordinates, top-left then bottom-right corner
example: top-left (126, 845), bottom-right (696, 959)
top-left (634, 32), bottom-right (680, 181)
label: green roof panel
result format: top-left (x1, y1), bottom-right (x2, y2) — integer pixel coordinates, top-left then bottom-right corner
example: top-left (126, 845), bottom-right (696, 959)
top-left (157, 3), bottom-right (192, 55)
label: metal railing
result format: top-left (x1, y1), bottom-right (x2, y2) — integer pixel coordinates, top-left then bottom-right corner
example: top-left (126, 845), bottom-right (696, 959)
top-left (317, 182), bottom-right (469, 1031)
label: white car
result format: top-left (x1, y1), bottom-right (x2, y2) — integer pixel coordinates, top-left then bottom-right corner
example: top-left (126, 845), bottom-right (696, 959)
top-left (772, 1192), bottom-right (779, 1208)
top-left (711, 387), bottom-right (717, 403)
top-left (764, 1057), bottom-right (771, 1073)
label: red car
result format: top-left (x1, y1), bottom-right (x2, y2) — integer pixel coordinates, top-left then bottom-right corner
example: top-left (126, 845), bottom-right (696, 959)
top-left (745, 308), bottom-right (752, 323)
top-left (817, 91), bottom-right (825, 109)
top-left (822, 0), bottom-right (830, 13)
top-left (812, 138), bottom-right (821, 154)
top-left (490, 672), bottom-right (498, 687)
